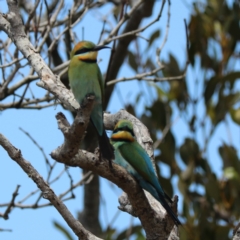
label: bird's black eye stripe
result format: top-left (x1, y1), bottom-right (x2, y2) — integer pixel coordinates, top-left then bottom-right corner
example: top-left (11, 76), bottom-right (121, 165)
top-left (74, 47), bottom-right (92, 55)
top-left (113, 126), bottom-right (135, 136)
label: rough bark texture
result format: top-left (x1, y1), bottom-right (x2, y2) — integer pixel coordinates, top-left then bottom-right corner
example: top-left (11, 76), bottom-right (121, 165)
top-left (0, 133), bottom-right (101, 240)
top-left (0, 1), bottom-right (180, 239)
top-left (51, 109), bottom-right (180, 239)
top-left (233, 223), bottom-right (240, 240)
top-left (80, 0), bottom-right (157, 235)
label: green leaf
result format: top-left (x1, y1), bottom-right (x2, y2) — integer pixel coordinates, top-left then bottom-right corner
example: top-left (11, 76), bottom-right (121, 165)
top-left (219, 144), bottom-right (240, 171)
top-left (158, 131), bottom-right (176, 165)
top-left (145, 99), bottom-right (167, 130)
top-left (205, 173), bottom-right (220, 201)
top-left (223, 167), bottom-right (240, 180)
top-left (148, 29), bottom-right (160, 48)
top-left (204, 72), bottom-right (240, 104)
top-left (179, 138), bottom-right (200, 164)
top-left (230, 107), bottom-right (240, 125)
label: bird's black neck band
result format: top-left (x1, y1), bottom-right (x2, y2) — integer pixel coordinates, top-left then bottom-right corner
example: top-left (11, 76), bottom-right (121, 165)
top-left (111, 138), bottom-right (133, 143)
top-left (113, 126), bottom-right (135, 137)
top-left (81, 59), bottom-right (97, 63)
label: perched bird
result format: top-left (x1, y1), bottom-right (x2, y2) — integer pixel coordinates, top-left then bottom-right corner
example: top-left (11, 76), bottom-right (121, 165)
top-left (68, 41), bottom-right (114, 162)
top-left (111, 120), bottom-right (181, 226)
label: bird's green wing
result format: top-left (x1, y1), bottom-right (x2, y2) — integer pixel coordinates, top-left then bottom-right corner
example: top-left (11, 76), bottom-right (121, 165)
top-left (69, 60), bottom-right (103, 135)
top-left (97, 66), bottom-right (104, 102)
top-left (118, 142), bottom-right (164, 194)
top-left (118, 142), bottom-right (181, 225)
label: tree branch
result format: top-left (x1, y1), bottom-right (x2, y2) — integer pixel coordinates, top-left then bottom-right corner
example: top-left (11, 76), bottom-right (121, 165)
top-left (0, 133), bottom-right (101, 240)
top-left (51, 109), bottom-right (179, 239)
top-left (233, 223), bottom-right (240, 240)
top-left (51, 95), bottom-right (95, 161)
top-left (103, 0), bottom-right (156, 108)
top-left (0, 185), bottom-right (20, 220)
top-left (0, 1), bottom-right (180, 239)
top-left (0, 0), bottom-right (79, 111)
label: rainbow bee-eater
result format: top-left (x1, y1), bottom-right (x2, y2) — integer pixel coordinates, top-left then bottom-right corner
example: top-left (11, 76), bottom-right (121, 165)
top-left (68, 41), bottom-right (114, 162)
top-left (111, 120), bottom-right (181, 226)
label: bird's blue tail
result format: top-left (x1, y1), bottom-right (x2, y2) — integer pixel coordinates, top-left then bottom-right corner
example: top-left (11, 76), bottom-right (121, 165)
top-left (158, 193), bottom-right (181, 226)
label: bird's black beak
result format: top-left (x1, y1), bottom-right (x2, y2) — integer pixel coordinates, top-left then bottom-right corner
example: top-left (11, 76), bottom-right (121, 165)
top-left (93, 45), bottom-right (111, 51)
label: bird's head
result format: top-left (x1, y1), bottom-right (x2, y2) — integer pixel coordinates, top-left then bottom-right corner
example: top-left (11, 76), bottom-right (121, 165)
top-left (70, 41), bottom-right (110, 62)
top-left (111, 120), bottom-right (135, 142)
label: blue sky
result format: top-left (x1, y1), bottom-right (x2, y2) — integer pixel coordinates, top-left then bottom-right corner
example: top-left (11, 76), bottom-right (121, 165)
top-left (0, 0), bottom-right (239, 239)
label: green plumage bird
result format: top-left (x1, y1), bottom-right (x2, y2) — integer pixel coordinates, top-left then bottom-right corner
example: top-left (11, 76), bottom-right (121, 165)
top-left (111, 120), bottom-right (181, 226)
top-left (68, 41), bottom-right (114, 162)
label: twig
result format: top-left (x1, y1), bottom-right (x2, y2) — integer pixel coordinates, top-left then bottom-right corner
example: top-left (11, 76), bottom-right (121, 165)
top-left (102, 0), bottom-right (144, 45)
top-left (0, 228), bottom-right (12, 232)
top-left (103, 0), bottom-right (166, 44)
top-left (52, 61), bottom-right (69, 73)
top-left (0, 132), bottom-right (101, 240)
top-left (19, 127), bottom-right (51, 167)
top-left (25, 0), bottom-right (41, 31)
top-left (107, 67), bottom-right (164, 86)
top-left (156, 0), bottom-right (170, 67)
top-left (11, 170), bottom-right (92, 205)
top-left (36, 0), bottom-right (64, 53)
top-left (0, 95), bottom-right (55, 110)
top-left (105, 0), bottom-right (127, 88)
top-left (0, 56), bottom-right (24, 68)
top-left (48, 5), bottom-right (89, 53)
top-left (59, 171), bottom-right (93, 199)
top-left (2, 185), bottom-right (20, 220)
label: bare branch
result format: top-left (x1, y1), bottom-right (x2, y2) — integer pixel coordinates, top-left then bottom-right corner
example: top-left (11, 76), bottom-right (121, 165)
top-left (0, 56), bottom-right (24, 68)
top-left (51, 146), bottom-right (178, 239)
top-left (59, 171), bottom-right (93, 199)
top-left (1, 0), bottom-right (79, 111)
top-left (24, 0), bottom-right (41, 30)
top-left (0, 133), bottom-right (102, 240)
top-left (0, 1), bottom-right (184, 238)
top-left (233, 223), bottom-right (240, 240)
top-left (36, 0), bottom-right (64, 53)
top-left (103, 0), bottom-right (166, 44)
top-left (0, 228), bottom-right (12, 232)
top-left (52, 109), bottom-right (179, 239)
top-left (156, 0), bottom-right (171, 67)
top-left (1, 185), bottom-right (20, 220)
top-left (0, 95), bottom-right (55, 110)
top-left (6, 72), bottom-right (38, 95)
top-left (48, 4), bottom-right (88, 53)
top-left (102, 0), bottom-right (145, 45)
top-left (19, 127), bottom-right (51, 167)
top-left (0, 170), bottom-right (92, 208)
top-left (107, 67), bottom-right (164, 86)
top-left (52, 61), bottom-right (69, 74)
top-left (51, 95), bottom-right (95, 161)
